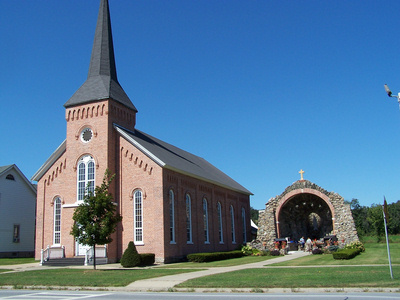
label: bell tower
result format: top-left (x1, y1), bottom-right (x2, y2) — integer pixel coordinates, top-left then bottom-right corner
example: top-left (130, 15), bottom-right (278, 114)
top-left (62, 0), bottom-right (137, 202)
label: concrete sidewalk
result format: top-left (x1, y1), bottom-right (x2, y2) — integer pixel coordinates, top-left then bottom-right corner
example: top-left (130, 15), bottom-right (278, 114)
top-left (123, 251), bottom-right (309, 291)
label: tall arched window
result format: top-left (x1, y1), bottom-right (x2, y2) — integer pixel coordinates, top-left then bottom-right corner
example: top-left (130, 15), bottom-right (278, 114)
top-left (169, 190), bottom-right (175, 243)
top-left (217, 202), bottom-right (223, 244)
top-left (230, 205), bottom-right (236, 244)
top-left (186, 194), bottom-right (192, 243)
top-left (242, 207), bottom-right (247, 243)
top-left (203, 198), bottom-right (209, 244)
top-left (134, 190), bottom-right (143, 244)
top-left (53, 197), bottom-right (62, 245)
top-left (77, 155), bottom-right (95, 202)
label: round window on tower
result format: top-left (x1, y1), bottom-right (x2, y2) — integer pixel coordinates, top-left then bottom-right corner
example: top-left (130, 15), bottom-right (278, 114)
top-left (80, 128), bottom-right (93, 143)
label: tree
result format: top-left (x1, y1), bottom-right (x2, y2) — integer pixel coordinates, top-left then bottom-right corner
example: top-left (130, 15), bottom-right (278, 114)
top-left (250, 206), bottom-right (260, 225)
top-left (349, 198), bottom-right (369, 237)
top-left (367, 204), bottom-right (384, 242)
top-left (70, 169), bottom-right (122, 269)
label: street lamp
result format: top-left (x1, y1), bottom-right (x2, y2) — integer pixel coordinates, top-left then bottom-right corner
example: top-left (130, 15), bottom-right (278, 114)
top-left (384, 84), bottom-right (400, 108)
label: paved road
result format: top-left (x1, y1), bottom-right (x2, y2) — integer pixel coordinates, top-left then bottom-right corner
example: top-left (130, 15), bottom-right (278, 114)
top-left (0, 290), bottom-right (400, 300)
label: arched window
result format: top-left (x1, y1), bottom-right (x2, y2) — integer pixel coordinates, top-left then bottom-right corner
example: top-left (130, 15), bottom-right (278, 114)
top-left (169, 190), bottom-right (175, 243)
top-left (53, 197), bottom-right (62, 245)
top-left (134, 190), bottom-right (143, 244)
top-left (230, 205), bottom-right (236, 244)
top-left (217, 202), bottom-right (223, 244)
top-left (186, 194), bottom-right (192, 243)
top-left (77, 155), bottom-right (95, 202)
top-left (203, 198), bottom-right (209, 244)
top-left (6, 174), bottom-right (15, 181)
top-left (242, 207), bottom-right (247, 243)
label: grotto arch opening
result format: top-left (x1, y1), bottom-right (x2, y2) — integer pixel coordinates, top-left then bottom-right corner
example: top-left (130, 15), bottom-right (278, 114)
top-left (276, 193), bottom-right (334, 241)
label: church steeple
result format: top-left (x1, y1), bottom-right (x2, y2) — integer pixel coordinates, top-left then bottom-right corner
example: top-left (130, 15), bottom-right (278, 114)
top-left (64, 0), bottom-right (137, 112)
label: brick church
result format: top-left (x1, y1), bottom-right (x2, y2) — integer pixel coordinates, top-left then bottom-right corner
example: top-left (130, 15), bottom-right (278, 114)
top-left (32, 0), bottom-right (252, 263)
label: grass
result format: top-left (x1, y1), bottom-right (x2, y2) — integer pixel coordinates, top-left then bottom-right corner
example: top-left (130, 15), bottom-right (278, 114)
top-left (0, 258), bottom-right (36, 266)
top-left (177, 266), bottom-right (400, 289)
top-left (0, 268), bottom-right (198, 287)
top-left (271, 243), bottom-right (400, 266)
top-left (159, 255), bottom-right (273, 268)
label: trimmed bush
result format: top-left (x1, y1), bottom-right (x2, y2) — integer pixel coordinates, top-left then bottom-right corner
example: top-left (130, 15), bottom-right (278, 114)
top-left (333, 248), bottom-right (361, 260)
top-left (121, 241), bottom-right (141, 267)
top-left (140, 253), bottom-right (155, 266)
top-left (187, 250), bottom-right (243, 263)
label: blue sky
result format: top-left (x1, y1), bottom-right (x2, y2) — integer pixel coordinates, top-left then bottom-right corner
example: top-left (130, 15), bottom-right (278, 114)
top-left (2, 0), bottom-right (400, 210)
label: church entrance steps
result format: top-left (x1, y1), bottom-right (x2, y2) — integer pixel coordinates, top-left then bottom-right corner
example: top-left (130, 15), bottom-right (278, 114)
top-left (41, 256), bottom-right (108, 267)
top-left (41, 257), bottom-right (85, 267)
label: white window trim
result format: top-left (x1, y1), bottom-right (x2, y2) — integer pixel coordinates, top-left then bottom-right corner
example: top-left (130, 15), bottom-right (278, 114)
top-left (76, 155), bottom-right (95, 204)
top-left (169, 190), bottom-right (176, 244)
top-left (242, 207), bottom-right (247, 244)
top-left (134, 190), bottom-right (144, 244)
top-left (186, 194), bottom-right (192, 244)
top-left (53, 198), bottom-right (62, 246)
top-left (203, 198), bottom-right (209, 244)
top-left (230, 205), bottom-right (236, 244)
top-left (217, 202), bottom-right (224, 244)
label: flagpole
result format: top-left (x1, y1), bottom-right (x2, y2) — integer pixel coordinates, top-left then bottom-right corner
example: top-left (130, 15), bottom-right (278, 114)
top-left (383, 198), bottom-right (393, 279)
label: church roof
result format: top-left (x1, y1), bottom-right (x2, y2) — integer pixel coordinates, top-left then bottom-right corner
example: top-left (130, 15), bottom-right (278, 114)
top-left (115, 125), bottom-right (253, 195)
top-left (64, 0), bottom-right (137, 112)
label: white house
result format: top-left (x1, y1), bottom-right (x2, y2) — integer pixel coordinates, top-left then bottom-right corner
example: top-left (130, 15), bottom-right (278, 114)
top-left (0, 164), bottom-right (36, 258)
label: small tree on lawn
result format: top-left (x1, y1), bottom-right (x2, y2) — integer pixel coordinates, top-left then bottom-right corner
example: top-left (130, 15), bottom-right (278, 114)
top-left (70, 169), bottom-right (122, 269)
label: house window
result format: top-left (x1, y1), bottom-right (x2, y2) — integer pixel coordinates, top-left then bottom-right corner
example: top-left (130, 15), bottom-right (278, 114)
top-left (169, 190), bottom-right (175, 243)
top-left (230, 205), bottom-right (236, 244)
top-left (6, 174), bottom-right (15, 181)
top-left (186, 194), bottom-right (192, 243)
top-left (77, 155), bottom-right (95, 202)
top-left (217, 202), bottom-right (223, 244)
top-left (53, 198), bottom-right (62, 245)
top-left (242, 207), bottom-right (247, 243)
top-left (13, 224), bottom-right (20, 243)
top-left (203, 198), bottom-right (209, 244)
top-left (134, 190), bottom-right (143, 244)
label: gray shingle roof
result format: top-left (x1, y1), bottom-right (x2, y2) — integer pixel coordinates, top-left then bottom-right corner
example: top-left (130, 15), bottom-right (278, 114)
top-left (115, 124), bottom-right (252, 195)
top-left (0, 165), bottom-right (13, 174)
top-left (64, 0), bottom-right (137, 112)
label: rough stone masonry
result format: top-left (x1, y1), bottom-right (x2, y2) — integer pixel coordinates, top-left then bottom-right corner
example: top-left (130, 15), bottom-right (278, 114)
top-left (255, 179), bottom-right (359, 249)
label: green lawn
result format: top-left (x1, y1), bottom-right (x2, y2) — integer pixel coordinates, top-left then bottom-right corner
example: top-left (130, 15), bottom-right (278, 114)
top-left (177, 266), bottom-right (400, 289)
top-left (0, 268), bottom-right (197, 287)
top-left (271, 243), bottom-right (400, 266)
top-left (0, 258), bottom-right (36, 266)
top-left (159, 255), bottom-right (273, 268)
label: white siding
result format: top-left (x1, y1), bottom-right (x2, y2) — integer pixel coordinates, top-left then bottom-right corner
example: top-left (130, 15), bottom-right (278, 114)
top-left (0, 167), bottom-right (36, 253)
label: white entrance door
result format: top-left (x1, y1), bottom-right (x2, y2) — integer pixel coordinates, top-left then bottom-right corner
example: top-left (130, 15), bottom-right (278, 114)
top-left (76, 241), bottom-right (91, 256)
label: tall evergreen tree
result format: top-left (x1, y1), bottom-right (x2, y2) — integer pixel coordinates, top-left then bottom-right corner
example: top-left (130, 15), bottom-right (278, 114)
top-left (71, 169), bottom-right (122, 269)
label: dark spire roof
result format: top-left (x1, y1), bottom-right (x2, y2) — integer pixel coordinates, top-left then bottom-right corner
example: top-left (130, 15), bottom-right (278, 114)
top-left (64, 0), bottom-right (137, 112)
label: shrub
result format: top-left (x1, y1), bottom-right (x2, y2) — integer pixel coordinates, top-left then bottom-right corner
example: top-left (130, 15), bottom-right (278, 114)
top-left (140, 253), bottom-right (155, 266)
top-left (312, 248), bottom-right (323, 255)
top-left (344, 241), bottom-right (365, 252)
top-left (332, 248), bottom-right (361, 260)
top-left (121, 241), bottom-right (141, 267)
top-left (187, 250), bottom-right (243, 263)
top-left (241, 245), bottom-right (253, 256)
